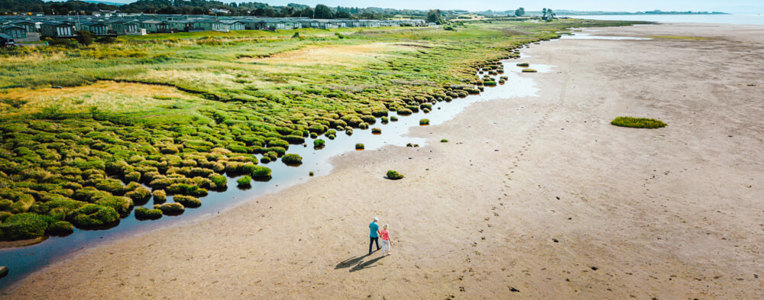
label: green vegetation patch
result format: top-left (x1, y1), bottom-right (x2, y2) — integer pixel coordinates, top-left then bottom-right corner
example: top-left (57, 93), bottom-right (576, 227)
top-left (386, 170), bottom-right (404, 180)
top-left (281, 154), bottom-right (303, 166)
top-left (0, 19), bottom-right (641, 242)
top-left (610, 116), bottom-right (667, 129)
top-left (237, 175), bottom-right (252, 188)
top-left (134, 207), bottom-right (162, 220)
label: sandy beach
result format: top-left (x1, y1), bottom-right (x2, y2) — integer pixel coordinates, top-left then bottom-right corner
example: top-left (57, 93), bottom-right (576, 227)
top-left (4, 23), bottom-right (763, 299)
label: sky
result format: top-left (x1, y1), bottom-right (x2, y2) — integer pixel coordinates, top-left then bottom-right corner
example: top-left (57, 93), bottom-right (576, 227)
top-left (95, 0), bottom-right (764, 14)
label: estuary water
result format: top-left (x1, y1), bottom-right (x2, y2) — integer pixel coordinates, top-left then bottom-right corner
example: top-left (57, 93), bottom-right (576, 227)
top-left (563, 14), bottom-right (764, 25)
top-left (0, 56), bottom-right (553, 290)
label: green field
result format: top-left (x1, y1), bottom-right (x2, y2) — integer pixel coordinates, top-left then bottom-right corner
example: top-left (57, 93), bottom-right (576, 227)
top-left (0, 19), bottom-right (638, 242)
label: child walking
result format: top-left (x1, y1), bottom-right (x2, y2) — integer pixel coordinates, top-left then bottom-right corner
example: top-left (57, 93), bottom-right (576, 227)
top-left (380, 224), bottom-right (392, 256)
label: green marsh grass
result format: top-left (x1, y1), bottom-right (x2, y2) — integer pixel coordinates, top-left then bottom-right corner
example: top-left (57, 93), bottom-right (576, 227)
top-left (610, 116), bottom-right (667, 129)
top-left (0, 19), bottom-right (641, 242)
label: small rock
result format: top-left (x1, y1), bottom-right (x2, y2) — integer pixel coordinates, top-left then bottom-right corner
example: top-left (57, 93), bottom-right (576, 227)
top-left (0, 266), bottom-right (8, 278)
top-left (552, 238), bottom-right (559, 243)
top-left (459, 287), bottom-right (465, 292)
top-left (509, 287), bottom-right (520, 292)
top-left (591, 266), bottom-right (598, 271)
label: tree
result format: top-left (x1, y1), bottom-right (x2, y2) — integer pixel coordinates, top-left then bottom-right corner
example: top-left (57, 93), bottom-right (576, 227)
top-left (75, 30), bottom-right (93, 46)
top-left (426, 9), bottom-right (442, 24)
top-left (542, 8), bottom-right (548, 20)
top-left (314, 4), bottom-right (332, 19)
top-left (514, 7), bottom-right (524, 17)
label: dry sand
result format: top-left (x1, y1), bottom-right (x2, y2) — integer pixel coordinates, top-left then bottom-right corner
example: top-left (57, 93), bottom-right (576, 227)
top-left (4, 23), bottom-right (763, 299)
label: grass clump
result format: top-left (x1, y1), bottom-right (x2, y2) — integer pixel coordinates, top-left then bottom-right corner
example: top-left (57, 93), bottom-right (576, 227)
top-left (420, 119), bottom-right (430, 126)
top-left (516, 62), bottom-right (529, 67)
top-left (46, 220), bottom-right (75, 236)
top-left (158, 202), bottom-right (185, 215)
top-left (610, 116), bottom-right (667, 129)
top-left (386, 170), bottom-right (404, 180)
top-left (440, 139), bottom-right (448, 143)
top-left (237, 175), bottom-right (252, 187)
top-left (522, 69), bottom-right (537, 73)
top-left (355, 143), bottom-right (365, 150)
top-left (371, 128), bottom-right (382, 134)
top-left (173, 195), bottom-right (201, 208)
top-left (251, 166), bottom-right (272, 181)
top-left (313, 139), bottom-right (325, 149)
top-left (69, 204), bottom-right (120, 229)
top-left (281, 154), bottom-right (303, 166)
top-left (134, 207), bottom-right (162, 220)
top-left (152, 190), bottom-right (167, 203)
top-left (0, 213), bottom-right (52, 240)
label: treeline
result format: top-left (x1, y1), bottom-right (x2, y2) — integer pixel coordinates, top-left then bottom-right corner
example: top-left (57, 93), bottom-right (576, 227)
top-left (0, 0), bottom-right (118, 15)
top-left (0, 0), bottom-right (437, 19)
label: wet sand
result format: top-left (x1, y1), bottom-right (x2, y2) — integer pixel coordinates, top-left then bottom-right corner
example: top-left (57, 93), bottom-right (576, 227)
top-left (4, 23), bottom-right (763, 299)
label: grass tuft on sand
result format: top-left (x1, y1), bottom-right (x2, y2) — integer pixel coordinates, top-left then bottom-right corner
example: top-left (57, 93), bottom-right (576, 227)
top-left (610, 116), bottom-right (667, 129)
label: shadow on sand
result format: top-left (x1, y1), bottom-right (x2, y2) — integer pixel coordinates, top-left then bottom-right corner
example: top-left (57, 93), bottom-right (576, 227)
top-left (336, 251), bottom-right (386, 272)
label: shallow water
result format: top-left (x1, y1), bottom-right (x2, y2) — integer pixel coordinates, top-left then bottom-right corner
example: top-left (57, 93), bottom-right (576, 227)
top-left (560, 32), bottom-right (652, 41)
top-left (562, 14), bottom-right (764, 26)
top-left (0, 58), bottom-right (553, 290)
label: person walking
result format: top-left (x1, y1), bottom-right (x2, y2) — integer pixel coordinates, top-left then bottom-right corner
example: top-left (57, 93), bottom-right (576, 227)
top-left (380, 224), bottom-right (392, 256)
top-left (369, 217), bottom-right (380, 255)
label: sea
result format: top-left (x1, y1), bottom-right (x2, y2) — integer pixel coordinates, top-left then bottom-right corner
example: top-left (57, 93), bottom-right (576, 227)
top-left (561, 14), bottom-right (764, 25)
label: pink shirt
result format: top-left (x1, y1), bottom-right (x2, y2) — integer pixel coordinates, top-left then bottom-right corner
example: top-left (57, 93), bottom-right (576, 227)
top-left (380, 229), bottom-right (390, 240)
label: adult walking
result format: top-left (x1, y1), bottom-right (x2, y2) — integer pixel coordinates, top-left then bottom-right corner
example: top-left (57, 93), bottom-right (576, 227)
top-left (369, 217), bottom-right (380, 255)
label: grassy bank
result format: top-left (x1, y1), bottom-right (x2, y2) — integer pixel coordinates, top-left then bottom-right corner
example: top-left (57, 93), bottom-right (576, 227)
top-left (0, 19), bottom-right (639, 242)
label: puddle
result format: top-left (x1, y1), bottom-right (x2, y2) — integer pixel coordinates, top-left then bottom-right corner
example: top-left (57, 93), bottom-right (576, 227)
top-left (0, 58), bottom-right (553, 290)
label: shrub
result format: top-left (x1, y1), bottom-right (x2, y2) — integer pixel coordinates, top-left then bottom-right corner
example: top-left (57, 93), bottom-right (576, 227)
top-left (358, 123), bottom-right (369, 130)
top-left (610, 117), bottom-right (667, 129)
top-left (281, 154), bottom-right (303, 166)
top-left (522, 69), bottom-right (537, 73)
top-left (371, 128), bottom-right (382, 134)
top-left (355, 143), bottom-right (365, 150)
top-left (134, 207), bottom-right (162, 220)
top-left (152, 189), bottom-right (167, 203)
top-left (237, 175), bottom-right (252, 187)
top-left (516, 62), bottom-right (529, 67)
top-left (386, 170), bottom-right (404, 180)
top-left (390, 116), bottom-right (399, 122)
top-left (0, 213), bottom-right (52, 240)
top-left (345, 128), bottom-right (353, 136)
top-left (309, 171), bottom-right (314, 176)
top-left (260, 156), bottom-right (271, 163)
top-left (69, 204), bottom-right (120, 229)
top-left (483, 80), bottom-right (497, 86)
top-left (46, 220), bottom-right (74, 236)
top-left (381, 117), bottom-right (389, 124)
top-left (441, 139), bottom-right (449, 143)
top-left (75, 30), bottom-right (94, 46)
top-left (313, 139), bottom-right (326, 149)
top-left (158, 203), bottom-right (185, 215)
top-left (420, 119), bottom-right (430, 126)
top-left (173, 195), bottom-right (201, 208)
top-left (251, 166), bottom-right (272, 181)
